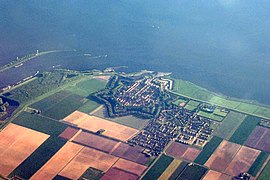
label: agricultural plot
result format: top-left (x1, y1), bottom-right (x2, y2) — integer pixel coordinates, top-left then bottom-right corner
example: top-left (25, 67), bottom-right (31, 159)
top-left (13, 111), bottom-right (68, 136)
top-left (77, 100), bottom-right (101, 114)
top-left (142, 154), bottom-right (174, 180)
top-left (168, 161), bottom-right (188, 180)
top-left (65, 78), bottom-right (106, 97)
top-left (229, 115), bottom-right (261, 145)
top-left (112, 158), bottom-right (147, 176)
top-left (224, 146), bottom-right (260, 176)
top-left (30, 90), bottom-right (72, 112)
top-left (197, 110), bottom-right (224, 122)
top-left (111, 142), bottom-right (150, 165)
top-left (213, 107), bottom-right (228, 117)
top-left (43, 94), bottom-right (85, 120)
top-left (58, 147), bottom-right (119, 180)
top-left (248, 151), bottom-right (269, 177)
top-left (184, 100), bottom-right (200, 111)
top-left (64, 111), bottom-right (139, 141)
top-left (158, 159), bottom-right (182, 180)
top-left (202, 170), bottom-right (232, 180)
top-left (172, 78), bottom-right (270, 119)
top-left (214, 111), bottom-right (246, 139)
top-left (258, 160), bottom-right (270, 180)
top-left (58, 127), bottom-right (80, 140)
top-left (78, 167), bottom-right (104, 180)
top-left (205, 140), bottom-right (241, 172)
top-left (10, 136), bottom-right (66, 179)
top-left (178, 164), bottom-right (207, 180)
top-left (101, 167), bottom-right (138, 180)
top-left (194, 136), bottom-right (223, 165)
top-left (72, 131), bottom-right (119, 153)
top-left (0, 123), bottom-right (49, 177)
top-left (93, 106), bottom-right (149, 130)
top-left (165, 142), bottom-right (201, 161)
top-left (31, 142), bottom-right (84, 180)
top-left (245, 126), bottom-right (270, 153)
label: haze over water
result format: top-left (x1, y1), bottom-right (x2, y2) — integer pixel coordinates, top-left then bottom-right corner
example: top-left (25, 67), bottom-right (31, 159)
top-left (0, 0), bottom-right (270, 105)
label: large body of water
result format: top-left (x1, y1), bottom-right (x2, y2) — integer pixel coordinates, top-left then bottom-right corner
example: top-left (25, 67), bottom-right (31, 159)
top-left (0, 0), bottom-right (269, 105)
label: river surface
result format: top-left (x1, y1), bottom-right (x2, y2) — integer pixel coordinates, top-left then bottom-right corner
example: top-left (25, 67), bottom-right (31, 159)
top-left (0, 0), bottom-right (269, 104)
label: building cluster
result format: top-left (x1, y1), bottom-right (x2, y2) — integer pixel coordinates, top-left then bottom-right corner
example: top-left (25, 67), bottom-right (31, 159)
top-left (114, 78), bottom-right (162, 108)
top-left (97, 75), bottom-right (215, 156)
top-left (129, 105), bottom-right (215, 156)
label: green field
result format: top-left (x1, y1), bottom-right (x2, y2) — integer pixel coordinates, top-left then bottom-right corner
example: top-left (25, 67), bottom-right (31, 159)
top-left (184, 100), bottom-right (200, 111)
top-left (172, 78), bottom-right (270, 119)
top-left (66, 78), bottom-right (106, 97)
top-left (30, 90), bottom-right (72, 111)
top-left (248, 152), bottom-right (269, 177)
top-left (214, 111), bottom-right (247, 139)
top-left (42, 93), bottom-right (85, 120)
top-left (229, 116), bottom-right (261, 145)
top-left (79, 167), bottom-right (104, 180)
top-left (168, 161), bottom-right (188, 180)
top-left (12, 111), bottom-right (67, 136)
top-left (213, 107), bottom-right (228, 117)
top-left (93, 106), bottom-right (149, 130)
top-left (194, 136), bottom-right (223, 165)
top-left (197, 110), bottom-right (224, 122)
top-left (142, 154), bottom-right (174, 180)
top-left (178, 164), bottom-right (208, 180)
top-left (258, 160), bottom-right (270, 180)
top-left (9, 136), bottom-right (66, 179)
top-left (77, 100), bottom-right (101, 114)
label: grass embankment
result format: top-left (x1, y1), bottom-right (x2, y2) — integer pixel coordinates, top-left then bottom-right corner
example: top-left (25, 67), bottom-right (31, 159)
top-left (172, 78), bottom-right (270, 119)
top-left (0, 50), bottom-right (72, 73)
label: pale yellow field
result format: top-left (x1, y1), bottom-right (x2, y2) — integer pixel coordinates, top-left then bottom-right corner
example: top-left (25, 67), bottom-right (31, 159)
top-left (158, 159), bottom-right (182, 180)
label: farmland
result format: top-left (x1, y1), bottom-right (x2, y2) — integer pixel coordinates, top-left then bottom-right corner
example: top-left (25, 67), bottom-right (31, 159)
top-left (214, 111), bottom-right (246, 139)
top-left (194, 136), bottom-right (223, 165)
top-left (93, 106), bottom-right (149, 130)
top-left (168, 161), bottom-right (188, 180)
top-left (0, 123), bottom-right (49, 177)
top-left (229, 115), bottom-right (261, 145)
top-left (224, 146), bottom-right (260, 176)
top-left (158, 159), bottom-right (182, 180)
top-left (248, 151), bottom-right (269, 177)
top-left (205, 140), bottom-right (241, 172)
top-left (258, 160), bottom-right (270, 180)
top-left (10, 136), bottom-right (66, 179)
top-left (178, 164), bottom-right (207, 180)
top-left (12, 111), bottom-right (68, 136)
top-left (64, 111), bottom-right (139, 141)
top-left (172, 78), bottom-right (270, 119)
top-left (142, 154), bottom-right (174, 180)
top-left (2, 70), bottom-right (270, 179)
top-left (58, 147), bottom-right (119, 179)
top-left (202, 170), bottom-right (232, 180)
top-left (245, 126), bottom-right (270, 153)
top-left (165, 141), bottom-right (201, 161)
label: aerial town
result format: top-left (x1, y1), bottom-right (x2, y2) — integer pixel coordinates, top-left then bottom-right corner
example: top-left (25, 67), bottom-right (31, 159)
top-left (94, 74), bottom-right (216, 155)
